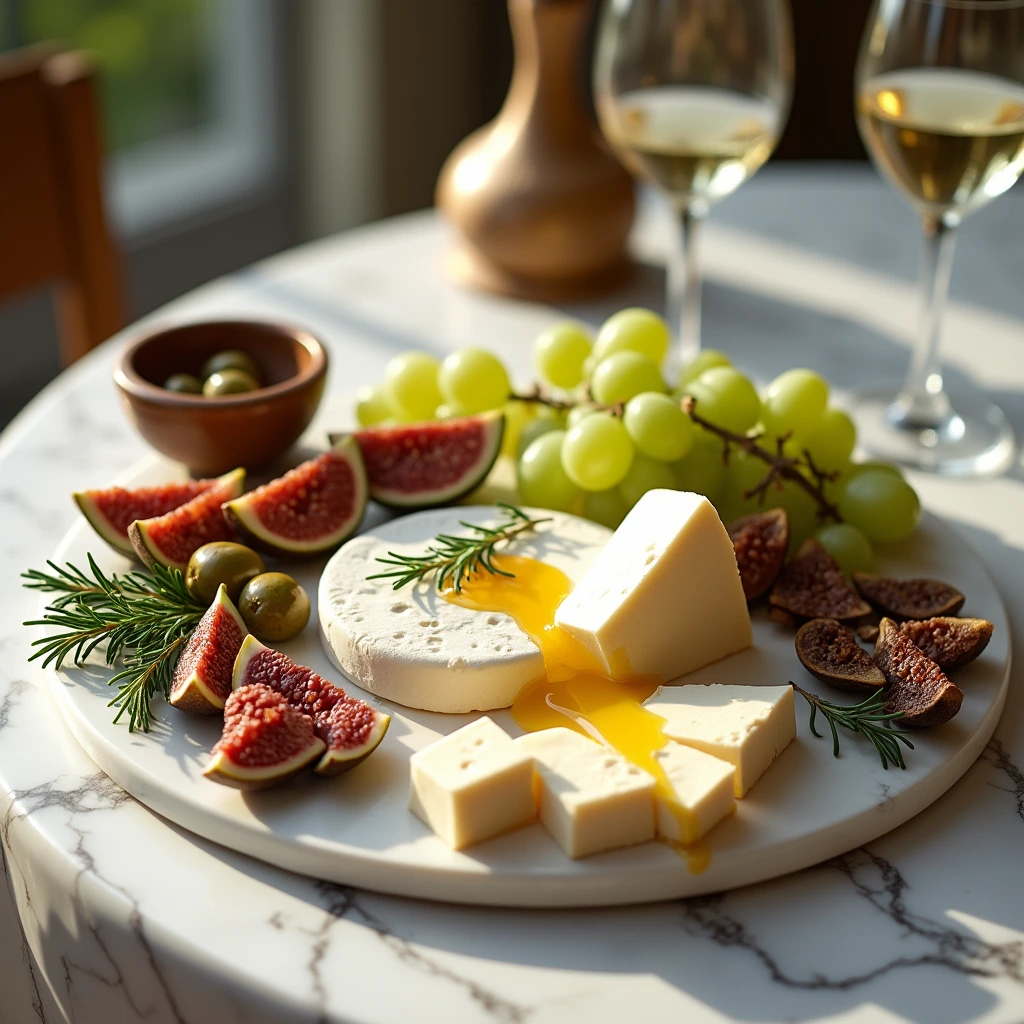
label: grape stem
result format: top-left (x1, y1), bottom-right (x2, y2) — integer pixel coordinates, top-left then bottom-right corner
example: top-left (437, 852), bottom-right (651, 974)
top-left (509, 387), bottom-right (578, 413)
top-left (680, 396), bottom-right (842, 523)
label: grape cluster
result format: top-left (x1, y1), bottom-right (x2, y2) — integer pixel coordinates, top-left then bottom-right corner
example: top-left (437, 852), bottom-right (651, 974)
top-left (352, 307), bottom-right (922, 569)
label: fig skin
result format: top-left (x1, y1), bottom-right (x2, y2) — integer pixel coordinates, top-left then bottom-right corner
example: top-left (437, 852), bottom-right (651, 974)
top-left (874, 617), bottom-right (963, 728)
top-left (769, 538), bottom-right (872, 623)
top-left (853, 572), bottom-right (964, 621)
top-left (900, 616), bottom-right (993, 671)
top-left (795, 618), bottom-right (886, 692)
top-left (728, 508), bottom-right (789, 601)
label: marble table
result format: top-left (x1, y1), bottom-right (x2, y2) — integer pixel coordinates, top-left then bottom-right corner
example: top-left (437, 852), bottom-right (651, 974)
top-left (2, 166), bottom-right (1024, 1024)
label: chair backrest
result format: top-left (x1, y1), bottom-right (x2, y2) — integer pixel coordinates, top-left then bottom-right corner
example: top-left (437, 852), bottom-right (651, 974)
top-left (0, 45), bottom-right (125, 366)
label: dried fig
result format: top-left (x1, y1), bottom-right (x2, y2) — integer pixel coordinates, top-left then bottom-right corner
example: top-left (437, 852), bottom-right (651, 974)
top-left (728, 508), bottom-right (789, 601)
top-left (769, 539), bottom-right (872, 622)
top-left (795, 618), bottom-right (886, 692)
top-left (857, 624), bottom-right (880, 643)
top-left (900, 617), bottom-right (993, 671)
top-left (853, 572), bottom-right (964, 621)
top-left (874, 618), bottom-right (963, 728)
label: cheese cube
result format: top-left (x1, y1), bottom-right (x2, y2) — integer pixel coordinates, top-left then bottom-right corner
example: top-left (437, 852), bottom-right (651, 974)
top-left (409, 717), bottom-right (535, 850)
top-left (645, 684), bottom-right (796, 797)
top-left (652, 741), bottom-right (736, 845)
top-left (514, 728), bottom-right (655, 858)
top-left (554, 490), bottom-right (751, 681)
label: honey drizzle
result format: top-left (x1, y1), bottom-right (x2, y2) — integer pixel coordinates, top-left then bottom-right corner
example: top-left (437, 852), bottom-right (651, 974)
top-left (445, 554), bottom-right (711, 870)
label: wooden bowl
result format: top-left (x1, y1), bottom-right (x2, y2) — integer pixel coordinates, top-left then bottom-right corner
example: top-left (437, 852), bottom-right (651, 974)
top-left (115, 321), bottom-right (328, 476)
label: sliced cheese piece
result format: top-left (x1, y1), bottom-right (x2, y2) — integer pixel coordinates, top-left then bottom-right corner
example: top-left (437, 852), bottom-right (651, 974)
top-left (515, 728), bottom-right (655, 859)
top-left (645, 683), bottom-right (796, 797)
top-left (652, 741), bottom-right (736, 845)
top-left (553, 489), bottom-right (751, 681)
top-left (318, 507), bottom-right (611, 713)
top-left (409, 717), bottom-right (535, 850)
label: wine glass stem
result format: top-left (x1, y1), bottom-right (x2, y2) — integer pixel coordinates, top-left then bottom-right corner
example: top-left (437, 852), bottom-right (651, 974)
top-left (892, 214), bottom-right (958, 430)
top-left (669, 204), bottom-right (704, 367)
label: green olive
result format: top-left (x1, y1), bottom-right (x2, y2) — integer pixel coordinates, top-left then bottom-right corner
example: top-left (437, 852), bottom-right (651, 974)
top-left (200, 349), bottom-right (261, 383)
top-left (186, 542), bottom-right (266, 605)
top-left (202, 369), bottom-right (259, 396)
top-left (238, 572), bottom-right (310, 642)
top-left (164, 373), bottom-right (203, 394)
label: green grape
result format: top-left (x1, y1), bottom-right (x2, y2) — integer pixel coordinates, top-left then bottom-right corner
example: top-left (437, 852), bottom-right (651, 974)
top-left (623, 392), bottom-right (695, 462)
top-left (500, 400), bottom-right (533, 458)
top-left (581, 354), bottom-right (597, 382)
top-left (816, 522), bottom-right (873, 575)
top-left (838, 471), bottom-right (920, 542)
top-left (517, 431), bottom-right (582, 513)
top-left (761, 368), bottom-right (829, 438)
top-left (842, 459), bottom-right (905, 482)
top-left (775, 481), bottom-right (819, 554)
top-left (583, 487), bottom-right (629, 529)
top-left (716, 449), bottom-right (768, 524)
top-left (566, 403), bottom-right (599, 428)
top-left (561, 413), bottom-right (634, 491)
top-left (618, 455), bottom-right (676, 508)
top-left (803, 408), bottom-right (856, 470)
top-left (673, 438), bottom-right (727, 502)
top-left (439, 348), bottom-right (511, 414)
top-left (591, 351), bottom-right (665, 406)
top-left (355, 385), bottom-right (394, 427)
top-left (534, 322), bottom-right (593, 389)
top-left (679, 349), bottom-right (731, 386)
top-left (516, 415), bottom-right (562, 459)
top-left (384, 352), bottom-right (442, 421)
top-left (435, 404), bottom-right (453, 420)
top-left (685, 367), bottom-right (761, 434)
top-left (593, 308), bottom-right (669, 365)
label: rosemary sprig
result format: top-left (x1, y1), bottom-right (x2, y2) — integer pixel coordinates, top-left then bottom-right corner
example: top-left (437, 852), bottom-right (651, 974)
top-left (367, 503), bottom-right (550, 593)
top-left (22, 555), bottom-right (205, 733)
top-left (792, 683), bottom-right (914, 770)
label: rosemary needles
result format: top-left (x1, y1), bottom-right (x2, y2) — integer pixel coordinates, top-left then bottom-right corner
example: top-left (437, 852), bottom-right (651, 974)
top-left (367, 503), bottom-right (550, 593)
top-left (23, 555), bottom-right (205, 733)
top-left (792, 683), bottom-right (913, 770)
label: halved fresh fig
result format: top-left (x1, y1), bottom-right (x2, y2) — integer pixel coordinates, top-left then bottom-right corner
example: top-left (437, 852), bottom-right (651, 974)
top-left (232, 636), bottom-right (389, 775)
top-left (169, 584), bottom-right (248, 714)
top-left (75, 479), bottom-right (218, 557)
top-left (129, 469), bottom-right (245, 572)
top-left (223, 438), bottom-right (367, 557)
top-left (874, 617), bottom-right (963, 728)
top-left (900, 616), bottom-right (993, 671)
top-left (341, 410), bottom-right (504, 508)
top-left (853, 572), bottom-right (965, 621)
top-left (795, 618), bottom-right (886, 691)
top-left (857, 623), bottom-right (880, 644)
top-left (769, 539), bottom-right (872, 623)
top-left (204, 683), bottom-right (325, 790)
top-left (728, 508), bottom-right (789, 601)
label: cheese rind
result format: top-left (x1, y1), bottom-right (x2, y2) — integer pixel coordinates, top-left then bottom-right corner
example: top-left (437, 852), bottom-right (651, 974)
top-left (409, 717), bottom-right (536, 850)
top-left (645, 684), bottom-right (796, 797)
top-left (652, 741), bottom-right (736, 845)
top-left (514, 728), bottom-right (656, 859)
top-left (553, 490), bottom-right (752, 682)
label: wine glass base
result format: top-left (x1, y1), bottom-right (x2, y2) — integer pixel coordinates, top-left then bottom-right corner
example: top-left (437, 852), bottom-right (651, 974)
top-left (852, 387), bottom-right (1016, 477)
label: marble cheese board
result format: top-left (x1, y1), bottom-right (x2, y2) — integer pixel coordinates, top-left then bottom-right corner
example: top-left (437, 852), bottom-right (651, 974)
top-left (44, 457), bottom-right (1010, 908)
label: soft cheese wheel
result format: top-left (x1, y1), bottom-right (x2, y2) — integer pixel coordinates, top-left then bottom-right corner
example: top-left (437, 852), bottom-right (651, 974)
top-left (554, 490), bottom-right (752, 681)
top-left (645, 683), bottom-right (796, 797)
top-left (409, 717), bottom-right (535, 850)
top-left (318, 507), bottom-right (610, 713)
top-left (515, 728), bottom-right (656, 858)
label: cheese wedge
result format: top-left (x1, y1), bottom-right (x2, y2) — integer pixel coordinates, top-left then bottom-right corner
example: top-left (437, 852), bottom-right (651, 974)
top-left (652, 741), bottom-right (736, 845)
top-left (645, 684), bottom-right (796, 797)
top-left (515, 728), bottom-right (655, 859)
top-left (553, 489), bottom-right (751, 681)
top-left (409, 717), bottom-right (536, 850)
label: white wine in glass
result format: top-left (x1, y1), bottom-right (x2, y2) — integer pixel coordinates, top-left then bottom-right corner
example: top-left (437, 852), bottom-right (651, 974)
top-left (854, 0), bottom-right (1024, 475)
top-left (594, 0), bottom-right (793, 369)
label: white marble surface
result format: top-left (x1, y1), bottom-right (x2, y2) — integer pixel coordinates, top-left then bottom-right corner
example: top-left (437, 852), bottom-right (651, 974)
top-left (2, 166), bottom-right (1024, 1023)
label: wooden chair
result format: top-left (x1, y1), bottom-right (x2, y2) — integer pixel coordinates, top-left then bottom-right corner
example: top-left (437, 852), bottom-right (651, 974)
top-left (0, 45), bottom-right (125, 366)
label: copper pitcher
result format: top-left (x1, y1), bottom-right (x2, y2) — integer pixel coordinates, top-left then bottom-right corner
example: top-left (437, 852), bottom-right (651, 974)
top-left (436, 0), bottom-right (635, 301)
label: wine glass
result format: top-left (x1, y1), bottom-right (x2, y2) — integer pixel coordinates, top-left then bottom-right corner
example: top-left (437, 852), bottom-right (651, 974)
top-left (854, 0), bottom-right (1023, 475)
top-left (593, 0), bottom-right (793, 370)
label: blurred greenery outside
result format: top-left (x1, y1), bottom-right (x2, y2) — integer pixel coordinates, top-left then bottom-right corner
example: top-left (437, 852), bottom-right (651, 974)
top-left (1, 0), bottom-right (212, 152)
